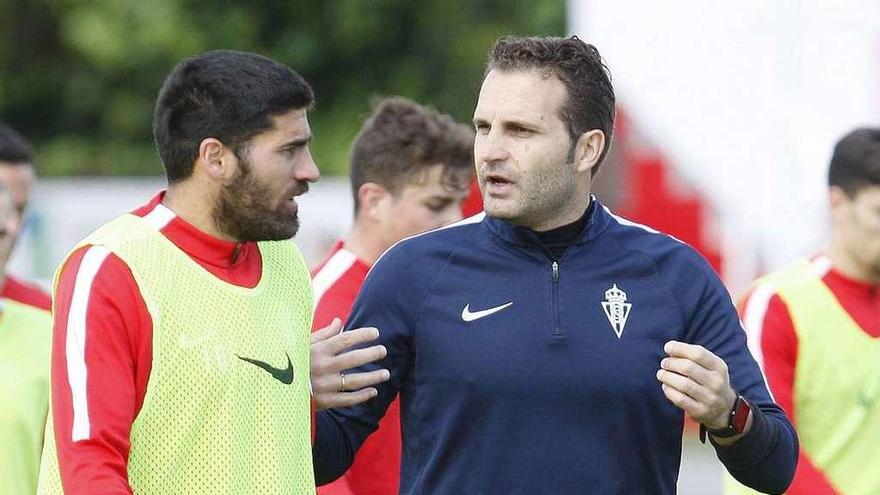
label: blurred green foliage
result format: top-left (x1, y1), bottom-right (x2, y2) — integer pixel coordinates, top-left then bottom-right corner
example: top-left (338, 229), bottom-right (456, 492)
top-left (0, 0), bottom-right (564, 177)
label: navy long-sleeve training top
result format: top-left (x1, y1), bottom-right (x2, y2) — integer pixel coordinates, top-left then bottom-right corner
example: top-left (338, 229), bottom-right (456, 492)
top-left (314, 197), bottom-right (798, 494)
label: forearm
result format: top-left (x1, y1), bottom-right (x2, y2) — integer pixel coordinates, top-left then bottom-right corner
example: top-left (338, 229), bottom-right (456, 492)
top-left (711, 404), bottom-right (798, 494)
top-left (313, 410), bottom-right (357, 485)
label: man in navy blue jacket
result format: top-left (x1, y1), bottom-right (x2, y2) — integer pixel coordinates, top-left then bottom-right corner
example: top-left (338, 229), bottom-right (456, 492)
top-left (314, 35), bottom-right (797, 494)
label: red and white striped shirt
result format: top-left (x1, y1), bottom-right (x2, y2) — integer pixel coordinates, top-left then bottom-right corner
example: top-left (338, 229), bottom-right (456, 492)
top-left (312, 241), bottom-right (402, 495)
top-left (739, 254), bottom-right (880, 494)
top-left (49, 192), bottom-right (263, 494)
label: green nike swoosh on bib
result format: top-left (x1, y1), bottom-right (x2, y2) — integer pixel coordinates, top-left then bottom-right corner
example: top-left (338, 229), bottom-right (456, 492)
top-left (237, 353), bottom-right (294, 385)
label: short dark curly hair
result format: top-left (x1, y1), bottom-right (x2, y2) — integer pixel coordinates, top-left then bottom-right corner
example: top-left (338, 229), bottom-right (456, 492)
top-left (349, 96), bottom-right (474, 212)
top-left (153, 50), bottom-right (314, 184)
top-left (829, 127), bottom-right (880, 197)
top-left (486, 35), bottom-right (616, 176)
top-left (0, 123), bottom-right (34, 165)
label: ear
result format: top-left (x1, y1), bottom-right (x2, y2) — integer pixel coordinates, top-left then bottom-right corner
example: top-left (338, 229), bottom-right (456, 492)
top-left (196, 138), bottom-right (237, 182)
top-left (357, 182), bottom-right (393, 222)
top-left (829, 186), bottom-right (850, 221)
top-left (573, 129), bottom-right (606, 175)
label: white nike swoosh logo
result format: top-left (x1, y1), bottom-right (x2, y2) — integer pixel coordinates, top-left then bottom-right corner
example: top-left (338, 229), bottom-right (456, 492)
top-left (461, 302), bottom-right (514, 322)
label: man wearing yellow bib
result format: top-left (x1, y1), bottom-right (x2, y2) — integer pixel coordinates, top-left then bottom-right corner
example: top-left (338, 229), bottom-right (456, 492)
top-left (732, 128), bottom-right (880, 495)
top-left (37, 51), bottom-right (388, 495)
top-left (0, 181), bottom-right (53, 495)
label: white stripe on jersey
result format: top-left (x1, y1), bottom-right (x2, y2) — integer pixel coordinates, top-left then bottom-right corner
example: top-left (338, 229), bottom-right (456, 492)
top-left (809, 254), bottom-right (832, 278)
top-left (142, 203), bottom-right (176, 230)
top-left (370, 212), bottom-right (486, 274)
top-left (742, 283), bottom-right (776, 374)
top-left (66, 245), bottom-right (111, 441)
top-left (312, 249), bottom-right (358, 311)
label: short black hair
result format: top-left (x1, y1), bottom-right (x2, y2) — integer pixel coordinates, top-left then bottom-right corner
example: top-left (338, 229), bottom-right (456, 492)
top-left (828, 127), bottom-right (880, 196)
top-left (0, 122), bottom-right (34, 165)
top-left (153, 50), bottom-right (314, 183)
top-left (486, 35), bottom-right (616, 176)
top-left (349, 96), bottom-right (473, 212)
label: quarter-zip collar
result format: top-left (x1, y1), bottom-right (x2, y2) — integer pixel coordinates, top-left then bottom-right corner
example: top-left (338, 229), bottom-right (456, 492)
top-left (483, 194), bottom-right (612, 256)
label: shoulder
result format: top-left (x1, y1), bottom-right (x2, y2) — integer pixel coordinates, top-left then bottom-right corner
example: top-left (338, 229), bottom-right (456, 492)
top-left (56, 244), bottom-right (140, 305)
top-left (601, 208), bottom-right (713, 278)
top-left (365, 213), bottom-right (485, 295)
top-left (380, 213), bottom-right (485, 265)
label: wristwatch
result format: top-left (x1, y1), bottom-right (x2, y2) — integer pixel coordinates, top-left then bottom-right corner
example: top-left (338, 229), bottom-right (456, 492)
top-left (700, 395), bottom-right (752, 442)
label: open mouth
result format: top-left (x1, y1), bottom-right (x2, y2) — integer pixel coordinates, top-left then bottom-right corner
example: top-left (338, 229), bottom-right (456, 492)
top-left (485, 173), bottom-right (513, 186)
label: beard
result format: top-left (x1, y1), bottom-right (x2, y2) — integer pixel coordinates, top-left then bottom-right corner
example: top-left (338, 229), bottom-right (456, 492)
top-left (212, 156), bottom-right (307, 242)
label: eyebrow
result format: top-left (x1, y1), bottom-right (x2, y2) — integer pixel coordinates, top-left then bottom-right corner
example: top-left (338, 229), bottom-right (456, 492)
top-left (278, 135), bottom-right (313, 150)
top-left (472, 116), bottom-right (541, 129)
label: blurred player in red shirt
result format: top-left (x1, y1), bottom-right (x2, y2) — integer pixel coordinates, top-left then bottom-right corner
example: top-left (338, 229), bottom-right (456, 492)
top-left (734, 128), bottom-right (880, 494)
top-left (312, 97), bottom-right (473, 495)
top-left (0, 123), bottom-right (51, 311)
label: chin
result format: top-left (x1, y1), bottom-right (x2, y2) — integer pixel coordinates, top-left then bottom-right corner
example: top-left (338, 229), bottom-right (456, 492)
top-left (484, 205), bottom-right (519, 222)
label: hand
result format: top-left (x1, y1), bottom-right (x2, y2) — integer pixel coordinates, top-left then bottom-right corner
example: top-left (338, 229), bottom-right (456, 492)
top-left (310, 318), bottom-right (391, 411)
top-left (656, 340), bottom-right (737, 430)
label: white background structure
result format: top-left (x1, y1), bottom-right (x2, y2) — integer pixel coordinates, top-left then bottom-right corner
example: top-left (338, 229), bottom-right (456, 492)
top-left (571, 0), bottom-right (880, 288)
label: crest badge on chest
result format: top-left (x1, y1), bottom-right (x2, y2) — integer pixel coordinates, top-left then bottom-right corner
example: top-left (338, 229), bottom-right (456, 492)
top-left (601, 284), bottom-right (632, 339)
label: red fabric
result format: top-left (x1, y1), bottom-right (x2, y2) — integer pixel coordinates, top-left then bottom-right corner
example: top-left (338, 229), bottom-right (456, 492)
top-left (0, 273), bottom-right (51, 311)
top-left (741, 262), bottom-right (879, 494)
top-left (50, 191), bottom-right (263, 494)
top-left (312, 242), bottom-right (402, 495)
top-left (460, 178), bottom-right (483, 217)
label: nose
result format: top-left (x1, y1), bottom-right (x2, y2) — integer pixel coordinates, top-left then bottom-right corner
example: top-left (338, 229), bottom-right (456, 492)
top-left (295, 149), bottom-right (320, 183)
top-left (475, 125), bottom-right (509, 166)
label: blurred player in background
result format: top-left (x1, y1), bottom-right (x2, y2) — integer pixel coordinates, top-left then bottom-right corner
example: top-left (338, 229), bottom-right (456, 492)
top-left (36, 50), bottom-right (387, 495)
top-left (312, 96), bottom-right (473, 495)
top-left (732, 128), bottom-right (880, 495)
top-left (0, 123), bottom-right (52, 311)
top-left (0, 181), bottom-right (53, 494)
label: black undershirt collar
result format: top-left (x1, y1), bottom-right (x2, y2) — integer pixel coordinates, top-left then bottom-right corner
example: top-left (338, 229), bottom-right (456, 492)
top-left (533, 200), bottom-right (593, 260)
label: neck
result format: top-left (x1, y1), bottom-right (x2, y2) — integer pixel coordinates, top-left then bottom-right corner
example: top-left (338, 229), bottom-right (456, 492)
top-left (164, 183), bottom-right (236, 242)
top-left (528, 190), bottom-right (591, 232)
top-left (345, 219), bottom-right (388, 266)
top-left (827, 235), bottom-right (879, 284)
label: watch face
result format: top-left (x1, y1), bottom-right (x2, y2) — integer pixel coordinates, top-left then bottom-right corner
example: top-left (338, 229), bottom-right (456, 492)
top-left (731, 396), bottom-right (752, 433)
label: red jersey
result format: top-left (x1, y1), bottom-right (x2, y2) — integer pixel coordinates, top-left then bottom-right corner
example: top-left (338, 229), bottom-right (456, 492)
top-left (312, 241), bottom-right (402, 495)
top-left (48, 192), bottom-right (263, 494)
top-left (1, 273), bottom-right (51, 311)
top-left (739, 254), bottom-right (880, 494)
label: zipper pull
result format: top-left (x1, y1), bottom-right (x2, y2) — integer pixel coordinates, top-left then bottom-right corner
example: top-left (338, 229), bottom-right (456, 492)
top-left (552, 261), bottom-right (559, 283)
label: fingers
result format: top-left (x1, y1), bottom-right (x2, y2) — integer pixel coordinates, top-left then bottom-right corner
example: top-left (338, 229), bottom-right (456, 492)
top-left (317, 327), bottom-right (380, 356)
top-left (333, 345), bottom-right (388, 372)
top-left (310, 324), bottom-right (391, 411)
top-left (311, 318), bottom-right (343, 345)
top-left (316, 388), bottom-right (379, 410)
top-left (663, 341), bottom-right (723, 371)
top-left (342, 369), bottom-right (391, 391)
top-left (312, 369), bottom-right (390, 395)
top-left (658, 341), bottom-right (737, 428)
top-left (660, 383), bottom-right (702, 415)
top-left (659, 357), bottom-right (719, 390)
top-left (656, 367), bottom-right (713, 405)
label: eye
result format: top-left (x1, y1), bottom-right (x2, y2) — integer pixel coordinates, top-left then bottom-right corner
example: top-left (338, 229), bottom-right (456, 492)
top-left (510, 125), bottom-right (533, 135)
top-left (474, 122), bottom-right (490, 134)
top-left (280, 146), bottom-right (301, 157)
top-left (425, 200), bottom-right (450, 212)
